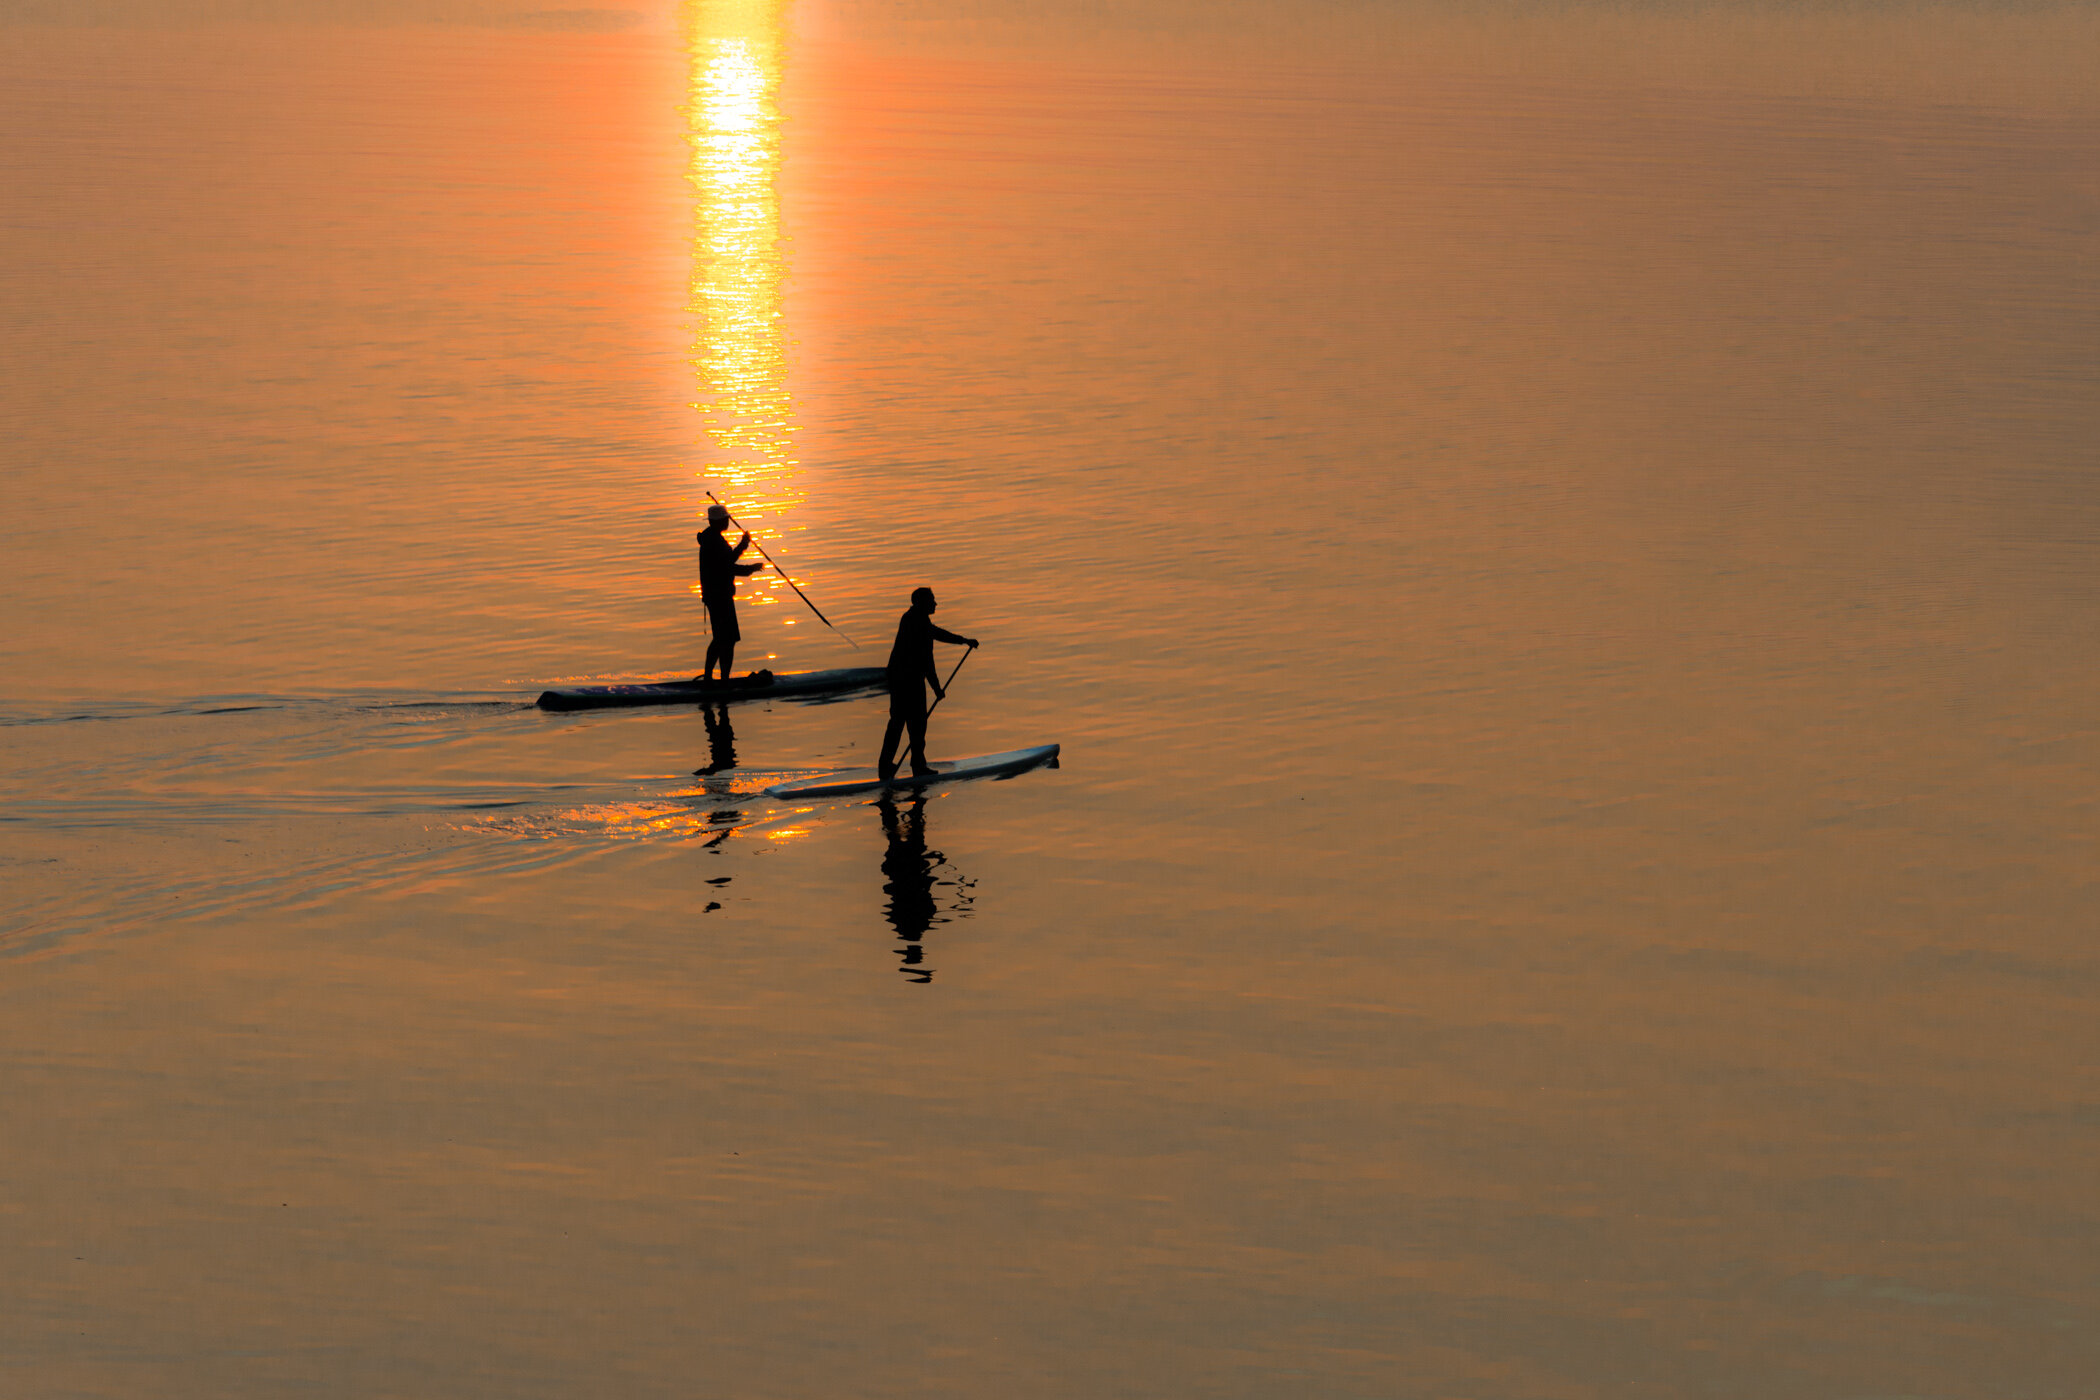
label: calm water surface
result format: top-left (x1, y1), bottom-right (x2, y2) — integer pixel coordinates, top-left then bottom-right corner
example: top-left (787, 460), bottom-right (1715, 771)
top-left (3, 3), bottom-right (2098, 1396)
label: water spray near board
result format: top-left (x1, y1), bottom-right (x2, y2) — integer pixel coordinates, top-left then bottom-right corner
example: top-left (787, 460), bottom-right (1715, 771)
top-left (534, 489), bottom-right (1059, 799)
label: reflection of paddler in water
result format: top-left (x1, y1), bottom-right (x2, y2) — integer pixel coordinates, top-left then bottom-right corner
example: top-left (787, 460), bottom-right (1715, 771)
top-left (695, 502), bottom-right (764, 683)
top-left (692, 703), bottom-right (737, 776)
top-left (692, 704), bottom-right (743, 846)
top-left (878, 587), bottom-right (978, 782)
top-left (878, 793), bottom-right (973, 982)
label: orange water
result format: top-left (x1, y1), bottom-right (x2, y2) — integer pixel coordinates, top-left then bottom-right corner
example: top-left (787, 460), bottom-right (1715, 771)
top-left (3, 5), bottom-right (2098, 1396)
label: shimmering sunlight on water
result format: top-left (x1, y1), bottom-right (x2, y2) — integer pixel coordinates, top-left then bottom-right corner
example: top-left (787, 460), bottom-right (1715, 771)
top-left (2, 2), bottom-right (2098, 1396)
top-left (687, 0), bottom-right (806, 569)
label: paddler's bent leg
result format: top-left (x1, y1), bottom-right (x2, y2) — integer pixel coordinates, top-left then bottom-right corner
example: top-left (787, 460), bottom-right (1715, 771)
top-left (904, 708), bottom-right (934, 776)
top-left (702, 597), bottom-right (741, 682)
top-left (878, 683), bottom-right (930, 781)
top-left (877, 712), bottom-right (907, 782)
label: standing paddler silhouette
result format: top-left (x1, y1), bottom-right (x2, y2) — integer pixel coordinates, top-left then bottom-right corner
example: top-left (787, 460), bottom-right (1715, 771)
top-left (701, 491), bottom-right (859, 651)
top-left (695, 502), bottom-right (763, 683)
top-left (878, 587), bottom-right (979, 781)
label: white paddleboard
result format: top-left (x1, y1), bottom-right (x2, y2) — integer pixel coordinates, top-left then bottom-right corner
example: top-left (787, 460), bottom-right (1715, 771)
top-left (765, 744), bottom-right (1060, 799)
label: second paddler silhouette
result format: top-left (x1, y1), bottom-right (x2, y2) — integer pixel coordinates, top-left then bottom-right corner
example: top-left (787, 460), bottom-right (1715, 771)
top-left (878, 587), bottom-right (979, 781)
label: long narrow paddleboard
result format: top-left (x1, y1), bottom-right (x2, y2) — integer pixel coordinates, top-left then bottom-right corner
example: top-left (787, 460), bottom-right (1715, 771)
top-left (537, 667), bottom-right (887, 713)
top-left (765, 744), bottom-right (1060, 799)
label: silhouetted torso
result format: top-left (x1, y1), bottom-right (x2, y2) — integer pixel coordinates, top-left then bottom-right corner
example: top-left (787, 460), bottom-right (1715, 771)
top-left (885, 607), bottom-right (969, 695)
top-left (697, 526), bottom-right (757, 600)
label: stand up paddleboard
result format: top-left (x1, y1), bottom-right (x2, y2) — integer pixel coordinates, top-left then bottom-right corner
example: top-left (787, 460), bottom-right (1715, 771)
top-left (765, 744), bottom-right (1060, 799)
top-left (537, 667), bottom-right (887, 713)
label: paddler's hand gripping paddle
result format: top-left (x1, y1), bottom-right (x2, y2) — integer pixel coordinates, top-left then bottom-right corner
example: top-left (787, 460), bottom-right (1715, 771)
top-left (926, 641), bottom-right (976, 717)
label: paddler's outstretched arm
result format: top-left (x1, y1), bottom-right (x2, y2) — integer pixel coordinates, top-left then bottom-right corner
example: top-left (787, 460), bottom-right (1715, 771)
top-left (923, 625), bottom-right (977, 699)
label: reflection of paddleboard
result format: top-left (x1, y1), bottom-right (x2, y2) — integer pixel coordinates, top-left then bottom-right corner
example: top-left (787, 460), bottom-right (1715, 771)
top-left (765, 744), bottom-right (1060, 799)
top-left (537, 667), bottom-right (886, 712)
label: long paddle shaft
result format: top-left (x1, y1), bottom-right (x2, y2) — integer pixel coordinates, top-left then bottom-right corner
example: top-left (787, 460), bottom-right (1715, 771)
top-left (925, 644), bottom-right (975, 718)
top-left (706, 491), bottom-right (858, 650)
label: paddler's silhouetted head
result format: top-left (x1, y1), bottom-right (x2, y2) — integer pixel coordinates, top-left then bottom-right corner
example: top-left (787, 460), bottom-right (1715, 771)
top-left (706, 503), bottom-right (730, 527)
top-left (911, 586), bottom-right (936, 612)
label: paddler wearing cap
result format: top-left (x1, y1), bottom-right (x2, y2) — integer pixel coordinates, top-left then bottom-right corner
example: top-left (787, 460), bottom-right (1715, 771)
top-left (696, 502), bottom-right (764, 683)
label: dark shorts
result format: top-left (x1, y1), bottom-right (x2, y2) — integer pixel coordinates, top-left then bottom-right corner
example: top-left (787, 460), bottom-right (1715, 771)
top-left (887, 676), bottom-right (925, 716)
top-left (705, 596), bottom-right (740, 643)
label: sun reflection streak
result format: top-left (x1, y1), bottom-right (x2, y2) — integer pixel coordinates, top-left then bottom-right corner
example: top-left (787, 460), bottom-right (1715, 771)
top-left (472, 797), bottom-right (815, 846)
top-left (684, 0), bottom-right (800, 607)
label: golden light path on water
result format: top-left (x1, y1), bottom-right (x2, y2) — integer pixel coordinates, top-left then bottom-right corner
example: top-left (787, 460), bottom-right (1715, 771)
top-left (685, 0), bottom-right (799, 613)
